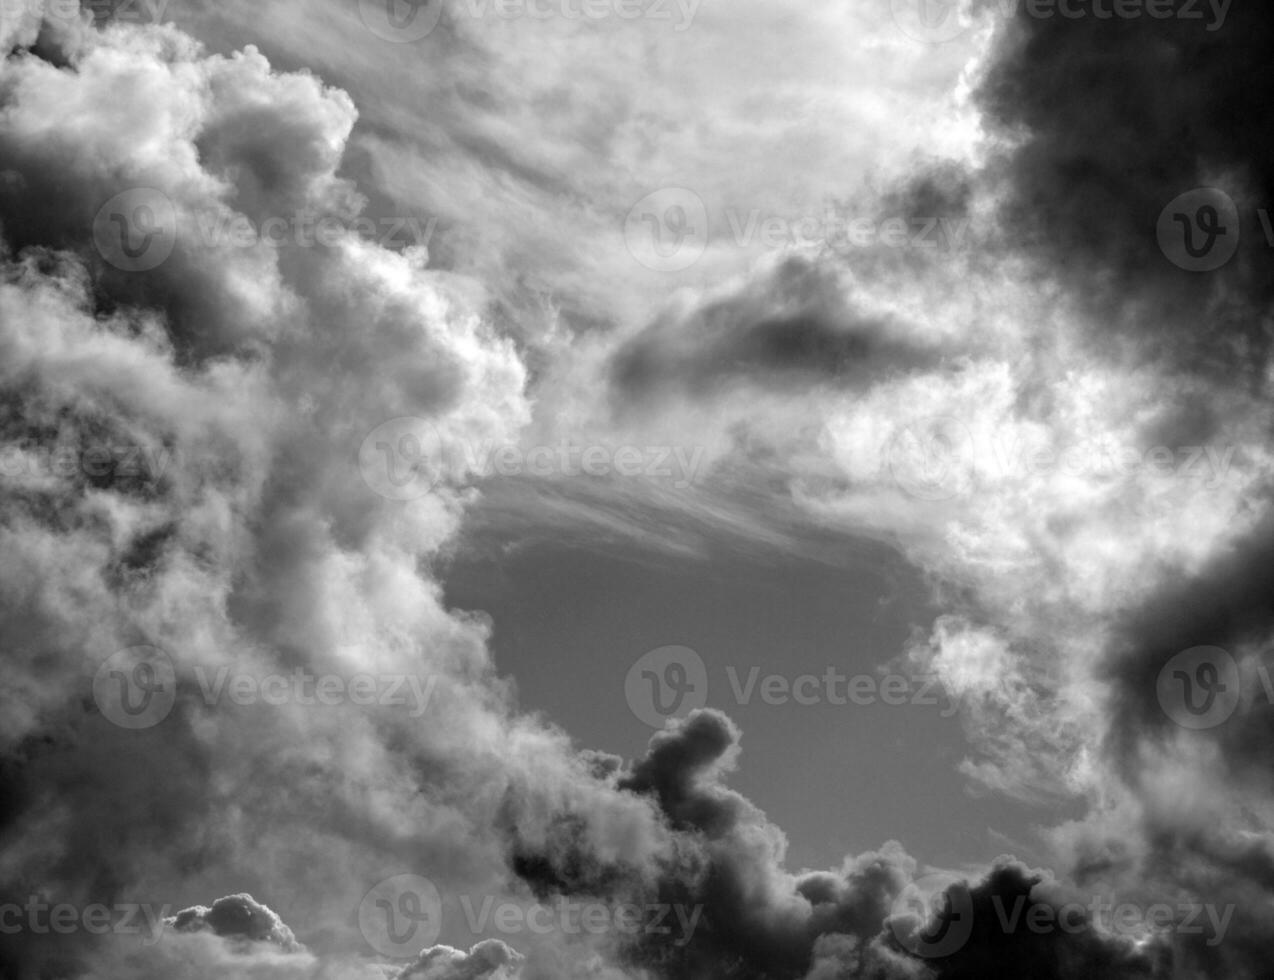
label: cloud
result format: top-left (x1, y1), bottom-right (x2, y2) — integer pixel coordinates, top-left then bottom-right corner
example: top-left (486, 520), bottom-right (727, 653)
top-left (169, 894), bottom-right (303, 951)
top-left (7, 3), bottom-right (1274, 979)
top-left (398, 939), bottom-right (524, 980)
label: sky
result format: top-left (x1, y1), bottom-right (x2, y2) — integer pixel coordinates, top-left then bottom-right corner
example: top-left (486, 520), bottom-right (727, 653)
top-left (2, 0), bottom-right (1274, 978)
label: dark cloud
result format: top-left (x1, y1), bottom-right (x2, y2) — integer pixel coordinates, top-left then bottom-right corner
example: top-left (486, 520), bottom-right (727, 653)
top-left (977, 3), bottom-right (1274, 379)
top-left (168, 894), bottom-right (302, 951)
top-left (499, 712), bottom-right (1184, 980)
top-left (610, 257), bottom-right (946, 407)
top-left (397, 938), bottom-right (524, 980)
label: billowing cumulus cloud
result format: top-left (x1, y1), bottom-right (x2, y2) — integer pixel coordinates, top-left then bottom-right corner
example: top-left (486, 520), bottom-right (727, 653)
top-left (7, 2), bottom-right (1274, 980)
top-left (398, 939), bottom-right (524, 980)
